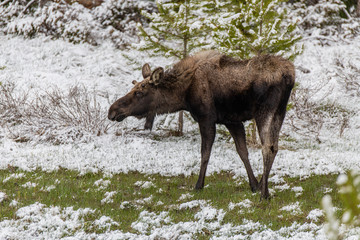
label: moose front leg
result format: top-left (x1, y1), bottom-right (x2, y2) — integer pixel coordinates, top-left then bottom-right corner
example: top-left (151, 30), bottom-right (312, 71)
top-left (195, 121), bottom-right (216, 190)
top-left (144, 114), bottom-right (155, 130)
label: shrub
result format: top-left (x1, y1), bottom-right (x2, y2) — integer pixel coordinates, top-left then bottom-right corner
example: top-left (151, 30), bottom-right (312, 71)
top-left (285, 0), bottom-right (360, 42)
top-left (0, 82), bottom-right (115, 144)
top-left (0, 0), bottom-right (155, 49)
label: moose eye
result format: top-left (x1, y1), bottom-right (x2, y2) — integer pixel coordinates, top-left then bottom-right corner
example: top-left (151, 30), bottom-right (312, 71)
top-left (135, 91), bottom-right (143, 98)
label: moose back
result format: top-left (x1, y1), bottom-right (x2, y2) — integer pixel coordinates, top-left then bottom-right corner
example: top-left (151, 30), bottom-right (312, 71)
top-left (108, 51), bottom-right (295, 199)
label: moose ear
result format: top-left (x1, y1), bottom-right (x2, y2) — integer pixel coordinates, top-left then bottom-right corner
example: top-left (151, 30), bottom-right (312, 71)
top-left (142, 63), bottom-right (151, 78)
top-left (150, 67), bottom-right (164, 86)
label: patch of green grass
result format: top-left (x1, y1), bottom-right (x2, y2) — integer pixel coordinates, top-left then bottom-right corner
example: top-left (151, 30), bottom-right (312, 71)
top-left (0, 168), bottom-right (342, 236)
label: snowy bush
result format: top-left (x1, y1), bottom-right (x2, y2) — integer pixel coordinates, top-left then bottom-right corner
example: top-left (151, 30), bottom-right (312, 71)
top-left (0, 82), bottom-right (27, 126)
top-left (93, 0), bottom-right (156, 49)
top-left (287, 56), bottom-right (358, 140)
top-left (285, 0), bottom-right (360, 41)
top-left (333, 55), bottom-right (360, 98)
top-left (0, 83), bottom-right (115, 144)
top-left (4, 1), bottom-right (101, 45)
top-left (0, 0), bottom-right (155, 48)
top-left (287, 85), bottom-right (354, 140)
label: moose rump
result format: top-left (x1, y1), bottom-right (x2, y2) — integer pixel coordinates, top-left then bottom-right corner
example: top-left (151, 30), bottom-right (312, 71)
top-left (108, 51), bottom-right (295, 200)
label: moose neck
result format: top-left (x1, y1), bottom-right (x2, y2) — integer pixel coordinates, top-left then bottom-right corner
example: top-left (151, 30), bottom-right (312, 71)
top-left (151, 55), bottom-right (201, 116)
top-left (153, 86), bottom-right (188, 115)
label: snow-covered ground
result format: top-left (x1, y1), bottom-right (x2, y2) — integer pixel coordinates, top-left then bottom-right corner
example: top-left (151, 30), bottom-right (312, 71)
top-left (1, 34), bottom-right (360, 239)
top-left (0, 201), bottom-right (343, 240)
top-left (1, 34), bottom-right (360, 178)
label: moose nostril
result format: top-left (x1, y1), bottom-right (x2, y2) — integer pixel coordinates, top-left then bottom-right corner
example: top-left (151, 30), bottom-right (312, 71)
top-left (108, 111), bottom-right (116, 120)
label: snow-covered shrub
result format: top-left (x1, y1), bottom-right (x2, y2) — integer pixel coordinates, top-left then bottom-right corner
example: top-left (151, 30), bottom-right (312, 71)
top-left (285, 0), bottom-right (360, 41)
top-left (4, 1), bottom-right (101, 44)
top-left (0, 83), bottom-right (115, 144)
top-left (0, 0), bottom-right (155, 48)
top-left (333, 55), bottom-right (360, 98)
top-left (93, 0), bottom-right (156, 49)
top-left (286, 82), bottom-right (355, 140)
top-left (286, 84), bottom-right (326, 141)
top-left (0, 82), bottom-right (27, 126)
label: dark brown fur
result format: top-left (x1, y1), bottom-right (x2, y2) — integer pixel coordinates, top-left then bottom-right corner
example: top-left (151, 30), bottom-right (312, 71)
top-left (108, 50), bottom-right (295, 199)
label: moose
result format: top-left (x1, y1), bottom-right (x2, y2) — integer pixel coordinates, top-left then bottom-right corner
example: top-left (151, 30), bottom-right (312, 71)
top-left (108, 51), bottom-right (295, 199)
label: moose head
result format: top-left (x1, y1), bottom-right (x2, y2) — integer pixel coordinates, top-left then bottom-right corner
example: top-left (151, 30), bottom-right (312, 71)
top-left (108, 64), bottom-right (165, 123)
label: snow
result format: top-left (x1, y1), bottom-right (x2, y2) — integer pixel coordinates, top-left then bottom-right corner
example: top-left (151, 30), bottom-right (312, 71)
top-left (292, 186), bottom-right (304, 197)
top-left (134, 180), bottom-right (155, 189)
top-left (94, 215), bottom-right (120, 231)
top-left (9, 199), bottom-right (18, 207)
top-left (228, 199), bottom-right (252, 211)
top-left (178, 200), bottom-right (209, 210)
top-left (131, 210), bottom-right (171, 234)
top-left (101, 191), bottom-right (117, 205)
top-left (274, 184), bottom-right (290, 191)
top-left (307, 209), bottom-right (324, 222)
top-left (0, 203), bottom-right (100, 239)
top-left (40, 185), bottom-right (56, 192)
top-left (2, 173), bottom-right (25, 183)
top-left (177, 193), bottom-right (194, 201)
top-left (94, 179), bottom-right (111, 190)
top-left (21, 182), bottom-right (38, 188)
top-left (0, 192), bottom-right (7, 203)
top-left (280, 202), bottom-right (303, 215)
top-left (0, 28), bottom-right (360, 238)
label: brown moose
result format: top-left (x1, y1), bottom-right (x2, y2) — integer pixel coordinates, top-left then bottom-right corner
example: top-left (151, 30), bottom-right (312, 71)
top-left (108, 51), bottom-right (295, 199)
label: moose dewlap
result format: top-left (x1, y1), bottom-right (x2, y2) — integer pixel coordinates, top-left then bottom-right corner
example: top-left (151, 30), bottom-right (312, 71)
top-left (108, 50), bottom-right (295, 200)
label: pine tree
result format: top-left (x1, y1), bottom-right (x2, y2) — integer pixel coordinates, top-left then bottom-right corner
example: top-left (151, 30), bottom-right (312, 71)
top-left (135, 0), bottom-right (210, 134)
top-left (137, 0), bottom-right (209, 59)
top-left (210, 0), bottom-right (302, 60)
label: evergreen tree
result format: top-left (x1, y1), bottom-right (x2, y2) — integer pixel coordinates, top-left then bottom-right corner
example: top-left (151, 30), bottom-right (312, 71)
top-left (209, 0), bottom-right (302, 60)
top-left (137, 0), bottom-right (209, 59)
top-left (135, 0), bottom-right (210, 134)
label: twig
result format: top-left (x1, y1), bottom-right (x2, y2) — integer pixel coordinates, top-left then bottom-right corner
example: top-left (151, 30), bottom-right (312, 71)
top-left (0, 0), bottom-right (12, 8)
top-left (20, 0), bottom-right (37, 16)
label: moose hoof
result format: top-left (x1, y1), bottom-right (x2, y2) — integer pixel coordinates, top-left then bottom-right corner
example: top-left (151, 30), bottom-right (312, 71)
top-left (144, 124), bottom-right (153, 130)
top-left (250, 185), bottom-right (258, 193)
top-left (260, 190), bottom-right (271, 201)
top-left (260, 194), bottom-right (271, 201)
top-left (194, 182), bottom-right (204, 191)
top-left (250, 180), bottom-right (259, 193)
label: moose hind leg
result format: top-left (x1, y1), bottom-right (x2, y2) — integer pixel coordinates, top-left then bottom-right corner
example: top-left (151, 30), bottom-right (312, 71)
top-left (256, 112), bottom-right (285, 200)
top-left (226, 123), bottom-right (258, 192)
